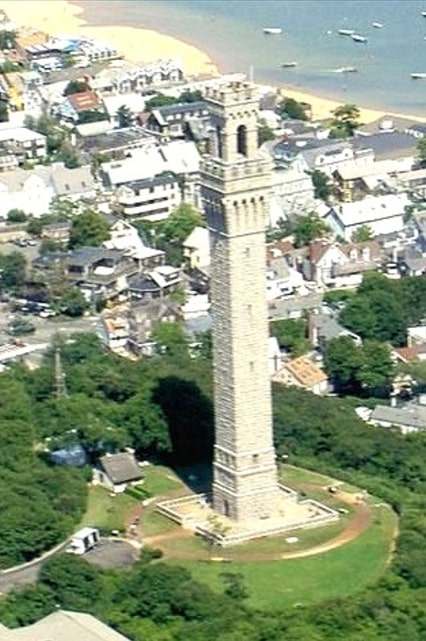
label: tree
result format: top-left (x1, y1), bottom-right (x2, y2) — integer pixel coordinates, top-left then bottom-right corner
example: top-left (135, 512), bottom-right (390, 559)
top-left (279, 97), bottom-right (308, 121)
top-left (178, 89), bottom-right (203, 103)
top-left (358, 340), bottom-right (394, 394)
top-left (258, 120), bottom-right (275, 146)
top-left (151, 321), bottom-right (188, 356)
top-left (310, 170), bottom-right (332, 201)
top-left (293, 214), bottom-right (329, 247)
top-left (417, 138), bottom-right (426, 168)
top-left (324, 336), bottom-right (362, 393)
top-left (0, 100), bottom-right (8, 122)
top-left (78, 110), bottom-right (109, 125)
top-left (58, 288), bottom-right (88, 317)
top-left (270, 319), bottom-right (310, 356)
top-left (330, 103), bottom-right (361, 138)
top-left (145, 94), bottom-right (179, 110)
top-left (0, 30), bottom-right (16, 50)
top-left (117, 104), bottom-right (133, 128)
top-left (0, 251), bottom-right (27, 289)
top-left (220, 572), bottom-right (249, 601)
top-left (63, 80), bottom-right (89, 96)
top-left (7, 209), bottom-right (27, 223)
top-left (56, 143), bottom-right (80, 169)
top-left (161, 203), bottom-right (203, 244)
top-left (69, 210), bottom-right (110, 248)
top-left (352, 224), bottom-right (373, 243)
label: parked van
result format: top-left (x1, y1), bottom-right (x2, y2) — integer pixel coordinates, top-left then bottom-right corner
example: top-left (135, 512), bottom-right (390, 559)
top-left (66, 527), bottom-right (100, 555)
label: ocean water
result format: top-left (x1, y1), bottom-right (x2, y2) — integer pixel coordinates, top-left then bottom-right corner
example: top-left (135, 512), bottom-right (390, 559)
top-left (78, 0), bottom-right (426, 115)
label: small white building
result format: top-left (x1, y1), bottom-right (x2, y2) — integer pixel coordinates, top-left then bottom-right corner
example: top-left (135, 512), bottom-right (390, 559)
top-left (95, 452), bottom-right (144, 494)
top-left (116, 173), bottom-right (181, 222)
top-left (273, 355), bottom-right (328, 395)
top-left (183, 226), bottom-right (210, 270)
top-left (325, 193), bottom-right (411, 241)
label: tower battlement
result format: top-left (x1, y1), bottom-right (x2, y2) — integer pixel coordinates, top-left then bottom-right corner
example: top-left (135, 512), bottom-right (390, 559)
top-left (204, 81), bottom-right (258, 106)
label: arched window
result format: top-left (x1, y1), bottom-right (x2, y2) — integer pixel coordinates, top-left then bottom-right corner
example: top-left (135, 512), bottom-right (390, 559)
top-left (237, 124), bottom-right (248, 156)
top-left (216, 125), bottom-right (223, 159)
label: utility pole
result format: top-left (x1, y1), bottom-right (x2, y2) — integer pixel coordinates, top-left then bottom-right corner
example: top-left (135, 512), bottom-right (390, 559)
top-left (54, 348), bottom-right (67, 399)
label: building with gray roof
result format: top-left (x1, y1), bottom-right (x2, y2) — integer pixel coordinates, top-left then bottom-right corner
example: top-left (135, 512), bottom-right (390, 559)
top-left (370, 402), bottom-right (426, 434)
top-left (0, 610), bottom-right (131, 641)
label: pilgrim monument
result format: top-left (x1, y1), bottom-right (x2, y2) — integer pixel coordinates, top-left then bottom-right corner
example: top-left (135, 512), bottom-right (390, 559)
top-left (200, 81), bottom-right (281, 522)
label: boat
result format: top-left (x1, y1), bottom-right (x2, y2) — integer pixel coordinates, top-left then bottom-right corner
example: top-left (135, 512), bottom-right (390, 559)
top-left (335, 66), bottom-right (358, 73)
top-left (372, 22), bottom-right (384, 28)
top-left (281, 61), bottom-right (298, 68)
top-left (352, 34), bottom-right (368, 43)
top-left (411, 72), bottom-right (426, 79)
top-left (338, 28), bottom-right (355, 36)
top-left (263, 28), bottom-right (282, 35)
top-left (421, 11), bottom-right (426, 17)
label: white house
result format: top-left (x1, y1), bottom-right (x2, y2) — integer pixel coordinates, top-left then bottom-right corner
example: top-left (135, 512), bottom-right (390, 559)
top-left (325, 193), bottom-right (411, 241)
top-left (115, 173), bottom-right (181, 222)
top-left (270, 155), bottom-right (316, 223)
top-left (305, 240), bottom-right (382, 288)
top-left (95, 452), bottom-right (144, 494)
top-left (273, 355), bottom-right (328, 395)
top-left (0, 125), bottom-right (47, 160)
top-left (183, 226), bottom-right (210, 270)
top-left (104, 218), bottom-right (164, 267)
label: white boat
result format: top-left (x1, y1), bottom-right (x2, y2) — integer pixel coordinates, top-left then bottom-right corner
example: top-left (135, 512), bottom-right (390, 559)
top-left (421, 11), bottom-right (426, 17)
top-left (281, 61), bottom-right (298, 68)
top-left (411, 72), bottom-right (426, 79)
top-left (263, 28), bottom-right (282, 35)
top-left (372, 22), bottom-right (384, 28)
top-left (335, 66), bottom-right (358, 73)
top-left (338, 28), bottom-right (355, 36)
top-left (352, 34), bottom-right (368, 43)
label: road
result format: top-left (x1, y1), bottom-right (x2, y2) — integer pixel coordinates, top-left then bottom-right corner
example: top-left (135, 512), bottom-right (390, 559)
top-left (0, 540), bottom-right (138, 594)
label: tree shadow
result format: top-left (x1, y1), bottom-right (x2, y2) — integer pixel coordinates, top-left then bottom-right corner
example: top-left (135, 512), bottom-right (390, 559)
top-left (152, 376), bottom-right (214, 493)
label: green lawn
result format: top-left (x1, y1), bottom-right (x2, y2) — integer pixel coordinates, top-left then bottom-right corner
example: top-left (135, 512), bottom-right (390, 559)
top-left (142, 510), bottom-right (181, 537)
top-left (142, 465), bottom-right (184, 497)
top-left (281, 464), bottom-right (337, 487)
top-left (81, 486), bottom-right (138, 533)
top-left (175, 506), bottom-right (396, 610)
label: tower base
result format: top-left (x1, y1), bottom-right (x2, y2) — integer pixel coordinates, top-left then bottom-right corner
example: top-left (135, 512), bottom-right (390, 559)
top-left (157, 484), bottom-right (339, 547)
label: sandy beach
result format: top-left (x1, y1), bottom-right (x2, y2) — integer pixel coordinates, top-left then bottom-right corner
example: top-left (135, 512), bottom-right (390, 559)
top-left (0, 0), bottom-right (423, 124)
top-left (0, 0), bottom-right (218, 76)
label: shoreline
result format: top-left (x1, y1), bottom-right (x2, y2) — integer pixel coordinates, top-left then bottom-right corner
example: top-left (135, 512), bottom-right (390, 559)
top-left (1, 0), bottom-right (424, 124)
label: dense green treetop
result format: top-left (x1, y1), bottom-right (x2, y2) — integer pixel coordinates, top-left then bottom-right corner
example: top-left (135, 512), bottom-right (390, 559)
top-left (69, 210), bottom-right (110, 248)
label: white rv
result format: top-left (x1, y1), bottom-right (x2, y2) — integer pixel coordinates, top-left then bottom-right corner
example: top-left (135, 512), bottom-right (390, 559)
top-left (66, 527), bottom-right (100, 555)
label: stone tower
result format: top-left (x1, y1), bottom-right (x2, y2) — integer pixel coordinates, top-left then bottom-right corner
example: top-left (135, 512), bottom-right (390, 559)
top-left (200, 82), bottom-right (280, 522)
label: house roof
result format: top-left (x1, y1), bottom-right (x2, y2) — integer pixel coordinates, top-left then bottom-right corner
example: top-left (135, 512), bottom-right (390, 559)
top-left (67, 91), bottom-right (102, 113)
top-left (99, 452), bottom-right (143, 484)
top-left (282, 356), bottom-right (327, 388)
top-left (353, 132), bottom-right (418, 161)
top-left (370, 404), bottom-right (426, 430)
top-left (392, 346), bottom-right (423, 363)
top-left (309, 241), bottom-right (332, 265)
top-left (0, 610), bottom-right (131, 641)
top-left (51, 164), bottom-right (95, 196)
top-left (329, 193), bottom-right (410, 227)
top-left (183, 225), bottom-right (209, 250)
top-left (66, 247), bottom-right (120, 267)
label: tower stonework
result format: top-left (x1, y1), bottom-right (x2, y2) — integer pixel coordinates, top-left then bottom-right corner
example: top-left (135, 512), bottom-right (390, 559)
top-left (200, 82), bottom-right (281, 522)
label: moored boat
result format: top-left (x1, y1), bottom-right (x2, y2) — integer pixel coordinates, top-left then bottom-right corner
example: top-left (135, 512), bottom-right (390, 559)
top-left (338, 28), bottom-right (355, 36)
top-left (263, 27), bottom-right (282, 35)
top-left (411, 72), bottom-right (426, 79)
top-left (352, 34), bottom-right (367, 43)
top-left (338, 66), bottom-right (358, 73)
top-left (372, 22), bottom-right (384, 28)
top-left (281, 61), bottom-right (298, 68)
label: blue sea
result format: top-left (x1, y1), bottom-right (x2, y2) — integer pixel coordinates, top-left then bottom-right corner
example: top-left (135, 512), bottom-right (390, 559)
top-left (78, 0), bottom-right (426, 116)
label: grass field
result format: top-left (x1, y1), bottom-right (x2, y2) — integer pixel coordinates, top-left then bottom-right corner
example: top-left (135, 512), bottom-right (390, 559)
top-left (142, 465), bottom-right (184, 496)
top-left (175, 505), bottom-right (396, 610)
top-left (81, 486), bottom-right (138, 533)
